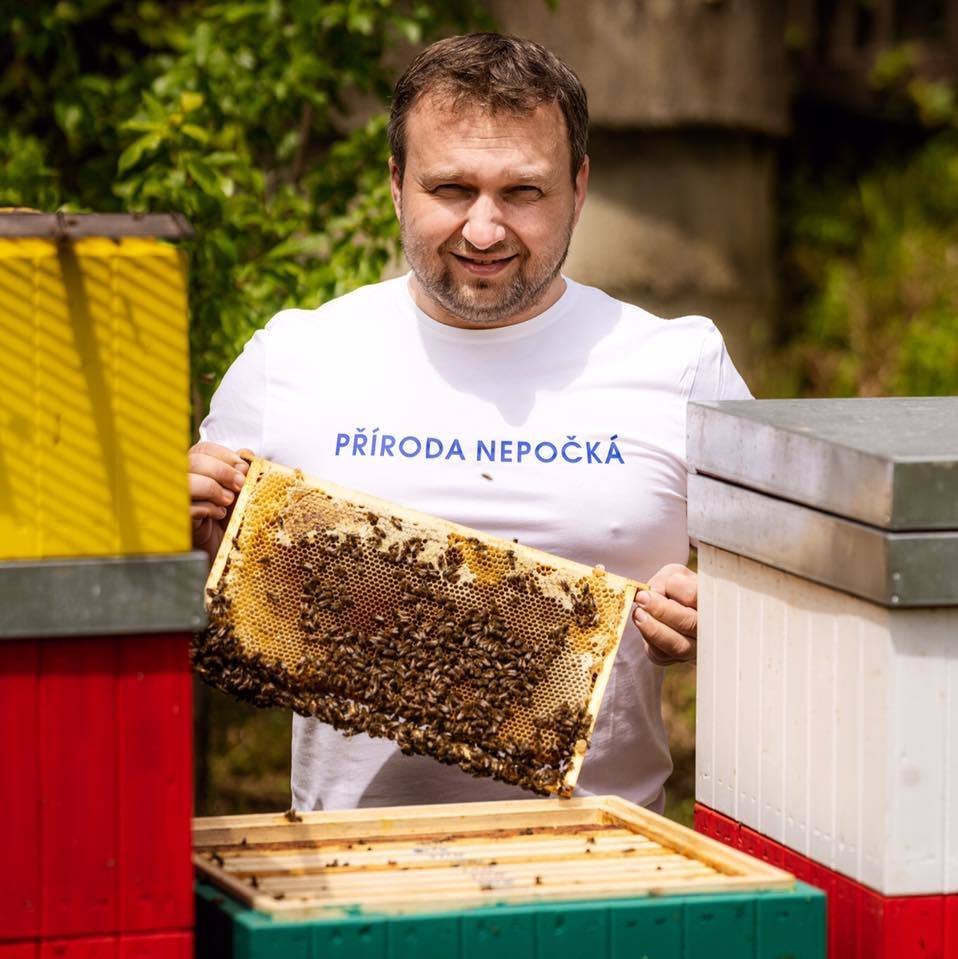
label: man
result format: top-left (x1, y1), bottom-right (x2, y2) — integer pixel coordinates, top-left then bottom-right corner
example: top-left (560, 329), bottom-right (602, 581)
top-left (190, 33), bottom-right (750, 813)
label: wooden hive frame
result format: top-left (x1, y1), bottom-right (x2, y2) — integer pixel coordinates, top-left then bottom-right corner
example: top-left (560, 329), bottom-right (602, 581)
top-left (193, 796), bottom-right (794, 920)
top-left (200, 457), bottom-right (645, 796)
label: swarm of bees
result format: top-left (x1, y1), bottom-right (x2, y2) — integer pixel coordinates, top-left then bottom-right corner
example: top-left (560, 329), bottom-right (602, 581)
top-left (192, 459), bottom-right (638, 797)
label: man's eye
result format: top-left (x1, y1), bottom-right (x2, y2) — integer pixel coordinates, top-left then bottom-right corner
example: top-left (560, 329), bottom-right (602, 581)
top-left (432, 184), bottom-right (467, 196)
top-left (510, 186), bottom-right (542, 198)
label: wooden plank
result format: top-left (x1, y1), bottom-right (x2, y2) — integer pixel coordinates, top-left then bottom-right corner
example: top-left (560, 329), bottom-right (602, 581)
top-left (227, 861), bottom-right (712, 893)
top-left (211, 833), bottom-right (659, 873)
top-left (599, 795), bottom-right (792, 882)
top-left (609, 899), bottom-right (682, 956)
top-left (536, 903), bottom-right (607, 956)
top-left (194, 796), bottom-right (794, 919)
top-left (0, 943), bottom-right (37, 958)
top-left (193, 798), bottom-right (612, 847)
top-left (118, 634), bottom-right (193, 931)
top-left (0, 213), bottom-right (192, 239)
top-left (38, 938), bottom-right (116, 959)
top-left (0, 640), bottom-right (41, 940)
top-left (40, 636), bottom-right (118, 937)
top-left (683, 894), bottom-right (755, 958)
top-left (117, 933), bottom-right (192, 959)
top-left (758, 587), bottom-right (786, 841)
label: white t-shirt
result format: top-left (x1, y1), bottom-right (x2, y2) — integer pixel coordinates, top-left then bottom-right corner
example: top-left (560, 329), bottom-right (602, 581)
top-left (200, 274), bottom-right (750, 812)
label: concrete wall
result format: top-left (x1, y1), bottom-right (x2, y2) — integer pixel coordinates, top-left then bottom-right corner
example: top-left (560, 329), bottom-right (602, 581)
top-left (486, 0), bottom-right (790, 377)
top-left (486, 0), bottom-right (788, 134)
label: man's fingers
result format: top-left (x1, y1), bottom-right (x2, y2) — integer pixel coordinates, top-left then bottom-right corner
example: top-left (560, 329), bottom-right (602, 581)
top-left (189, 472), bottom-right (237, 508)
top-left (188, 451), bottom-right (247, 494)
top-left (190, 501), bottom-right (228, 521)
top-left (633, 609), bottom-right (695, 662)
top-left (646, 565), bottom-right (697, 608)
top-left (190, 440), bottom-right (250, 469)
top-left (633, 589), bottom-right (697, 638)
top-left (643, 639), bottom-right (683, 667)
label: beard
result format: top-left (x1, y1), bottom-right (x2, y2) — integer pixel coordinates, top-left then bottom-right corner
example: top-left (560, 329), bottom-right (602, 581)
top-left (400, 216), bottom-right (575, 327)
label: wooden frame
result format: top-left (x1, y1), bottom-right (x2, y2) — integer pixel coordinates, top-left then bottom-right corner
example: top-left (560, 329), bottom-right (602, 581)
top-left (193, 796), bottom-right (794, 919)
top-left (204, 456), bottom-right (644, 796)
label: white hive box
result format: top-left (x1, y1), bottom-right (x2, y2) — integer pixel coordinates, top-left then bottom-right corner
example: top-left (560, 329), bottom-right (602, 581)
top-left (687, 398), bottom-right (958, 897)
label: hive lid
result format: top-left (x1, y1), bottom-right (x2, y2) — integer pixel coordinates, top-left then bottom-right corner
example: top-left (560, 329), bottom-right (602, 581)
top-left (0, 211), bottom-right (193, 239)
top-left (688, 398), bottom-right (958, 531)
top-left (192, 796), bottom-right (794, 918)
top-left (688, 474), bottom-right (958, 606)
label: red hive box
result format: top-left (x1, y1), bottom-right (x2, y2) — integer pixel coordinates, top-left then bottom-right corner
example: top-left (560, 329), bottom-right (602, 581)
top-left (0, 635), bottom-right (194, 956)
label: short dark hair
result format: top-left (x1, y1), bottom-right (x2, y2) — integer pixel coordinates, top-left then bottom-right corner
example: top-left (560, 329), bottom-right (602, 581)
top-left (388, 33), bottom-right (589, 182)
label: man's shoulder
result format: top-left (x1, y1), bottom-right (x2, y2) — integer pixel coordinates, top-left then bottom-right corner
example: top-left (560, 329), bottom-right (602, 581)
top-left (263, 275), bottom-right (407, 336)
top-left (570, 278), bottom-right (721, 343)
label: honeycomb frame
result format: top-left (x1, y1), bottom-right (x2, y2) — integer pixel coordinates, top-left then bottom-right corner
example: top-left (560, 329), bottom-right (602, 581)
top-left (195, 457), bottom-right (643, 797)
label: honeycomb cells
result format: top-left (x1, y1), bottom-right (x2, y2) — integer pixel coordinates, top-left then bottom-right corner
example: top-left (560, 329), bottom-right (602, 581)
top-left (195, 459), bottom-right (638, 796)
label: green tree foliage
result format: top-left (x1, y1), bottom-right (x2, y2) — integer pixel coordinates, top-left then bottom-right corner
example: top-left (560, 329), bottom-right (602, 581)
top-left (768, 55), bottom-right (958, 398)
top-left (1, 1), bottom-right (488, 403)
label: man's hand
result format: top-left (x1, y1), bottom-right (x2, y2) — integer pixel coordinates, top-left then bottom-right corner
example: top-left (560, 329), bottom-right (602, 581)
top-left (188, 441), bottom-right (250, 559)
top-left (631, 563), bottom-right (698, 665)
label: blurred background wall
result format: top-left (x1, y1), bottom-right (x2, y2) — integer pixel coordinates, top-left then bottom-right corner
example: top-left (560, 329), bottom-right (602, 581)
top-left (488, 0), bottom-right (786, 373)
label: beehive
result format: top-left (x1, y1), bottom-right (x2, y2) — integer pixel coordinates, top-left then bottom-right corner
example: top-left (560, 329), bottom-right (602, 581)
top-left (194, 457), bottom-right (640, 797)
top-left (688, 398), bottom-right (958, 958)
top-left (193, 798), bottom-right (826, 959)
top-left (193, 796), bottom-right (795, 915)
top-left (0, 213), bottom-right (197, 958)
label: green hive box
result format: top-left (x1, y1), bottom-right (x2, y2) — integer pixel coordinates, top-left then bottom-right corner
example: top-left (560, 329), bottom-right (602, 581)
top-left (195, 880), bottom-right (825, 959)
top-left (192, 797), bottom-right (825, 959)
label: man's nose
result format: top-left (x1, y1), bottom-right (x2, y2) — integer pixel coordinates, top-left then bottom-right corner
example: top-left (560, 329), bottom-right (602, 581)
top-left (461, 196), bottom-right (507, 250)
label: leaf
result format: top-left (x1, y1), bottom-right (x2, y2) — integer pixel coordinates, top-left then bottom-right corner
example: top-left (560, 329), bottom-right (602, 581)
top-left (182, 123), bottom-right (210, 144)
top-left (180, 91), bottom-right (205, 113)
top-left (184, 157), bottom-right (222, 195)
top-left (264, 234), bottom-right (332, 260)
top-left (117, 132), bottom-right (163, 173)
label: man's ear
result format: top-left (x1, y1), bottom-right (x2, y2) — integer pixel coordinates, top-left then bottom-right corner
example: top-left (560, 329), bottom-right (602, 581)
top-left (388, 157), bottom-right (402, 221)
top-left (572, 155), bottom-right (589, 229)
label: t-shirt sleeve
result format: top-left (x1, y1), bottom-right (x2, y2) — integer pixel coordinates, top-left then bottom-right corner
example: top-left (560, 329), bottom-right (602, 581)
top-left (685, 324), bottom-right (751, 548)
top-left (198, 328), bottom-right (268, 453)
top-left (688, 323), bottom-right (752, 402)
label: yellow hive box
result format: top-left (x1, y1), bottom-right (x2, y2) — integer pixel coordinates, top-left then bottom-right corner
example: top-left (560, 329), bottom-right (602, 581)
top-left (0, 232), bottom-right (191, 559)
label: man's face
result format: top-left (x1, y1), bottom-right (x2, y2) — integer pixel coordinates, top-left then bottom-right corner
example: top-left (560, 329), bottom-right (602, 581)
top-left (390, 96), bottom-right (589, 328)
